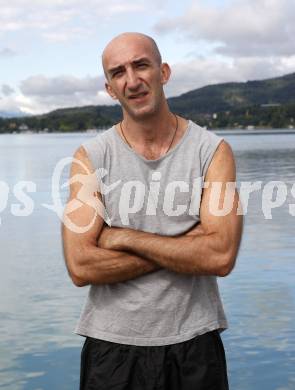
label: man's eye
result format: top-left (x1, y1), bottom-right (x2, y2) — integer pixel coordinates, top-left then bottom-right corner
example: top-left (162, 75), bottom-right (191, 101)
top-left (113, 70), bottom-right (123, 77)
top-left (137, 63), bottom-right (147, 68)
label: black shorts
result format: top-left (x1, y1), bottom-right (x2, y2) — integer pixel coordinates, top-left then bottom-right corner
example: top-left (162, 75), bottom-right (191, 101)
top-left (80, 330), bottom-right (229, 390)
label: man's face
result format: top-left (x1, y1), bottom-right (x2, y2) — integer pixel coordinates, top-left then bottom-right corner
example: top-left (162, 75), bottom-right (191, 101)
top-left (103, 37), bottom-right (170, 120)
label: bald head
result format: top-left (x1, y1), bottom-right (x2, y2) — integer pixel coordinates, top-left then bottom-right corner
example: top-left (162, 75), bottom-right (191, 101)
top-left (102, 32), bottom-right (162, 79)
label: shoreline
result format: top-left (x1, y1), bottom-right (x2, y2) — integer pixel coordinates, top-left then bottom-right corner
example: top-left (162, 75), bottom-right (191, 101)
top-left (1, 128), bottom-right (295, 136)
top-left (214, 128), bottom-right (295, 135)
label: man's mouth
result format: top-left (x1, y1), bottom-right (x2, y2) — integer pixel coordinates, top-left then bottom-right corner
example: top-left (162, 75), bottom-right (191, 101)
top-left (128, 92), bottom-right (149, 100)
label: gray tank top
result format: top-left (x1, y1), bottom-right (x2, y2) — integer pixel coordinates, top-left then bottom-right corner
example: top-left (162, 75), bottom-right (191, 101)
top-left (75, 119), bottom-right (228, 346)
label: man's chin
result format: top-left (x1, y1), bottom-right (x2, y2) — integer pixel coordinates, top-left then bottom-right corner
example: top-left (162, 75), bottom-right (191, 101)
top-left (125, 104), bottom-right (157, 120)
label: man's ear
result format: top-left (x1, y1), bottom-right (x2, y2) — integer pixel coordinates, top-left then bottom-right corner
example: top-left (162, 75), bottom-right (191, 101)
top-left (160, 63), bottom-right (171, 85)
top-left (105, 82), bottom-right (117, 100)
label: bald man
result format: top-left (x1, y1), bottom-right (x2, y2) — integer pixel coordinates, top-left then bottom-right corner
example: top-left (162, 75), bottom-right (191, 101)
top-left (62, 32), bottom-right (243, 390)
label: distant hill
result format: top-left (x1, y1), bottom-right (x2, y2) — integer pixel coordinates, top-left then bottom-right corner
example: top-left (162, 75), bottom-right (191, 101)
top-left (1, 72), bottom-right (295, 132)
top-left (169, 72), bottom-right (295, 116)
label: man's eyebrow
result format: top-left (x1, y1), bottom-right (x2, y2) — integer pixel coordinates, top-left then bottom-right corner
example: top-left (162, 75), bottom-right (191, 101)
top-left (132, 57), bottom-right (152, 64)
top-left (108, 57), bottom-right (152, 74)
top-left (108, 65), bottom-right (124, 75)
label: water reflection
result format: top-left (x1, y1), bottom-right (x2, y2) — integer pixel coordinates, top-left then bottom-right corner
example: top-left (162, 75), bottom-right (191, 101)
top-left (0, 132), bottom-right (294, 389)
top-left (0, 345), bottom-right (81, 390)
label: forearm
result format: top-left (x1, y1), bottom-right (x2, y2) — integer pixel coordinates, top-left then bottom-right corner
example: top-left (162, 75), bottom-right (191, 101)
top-left (106, 228), bottom-right (230, 277)
top-left (72, 246), bottom-right (160, 287)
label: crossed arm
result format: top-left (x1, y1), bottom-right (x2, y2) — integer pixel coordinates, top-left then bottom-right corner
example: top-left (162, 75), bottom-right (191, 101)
top-left (61, 141), bottom-right (243, 287)
top-left (61, 146), bottom-right (160, 287)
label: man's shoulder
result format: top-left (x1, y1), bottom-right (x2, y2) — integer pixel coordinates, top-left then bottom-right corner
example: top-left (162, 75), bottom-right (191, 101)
top-left (187, 119), bottom-right (222, 143)
top-left (87, 125), bottom-right (115, 141)
top-left (74, 125), bottom-right (116, 170)
top-left (81, 125), bottom-right (115, 149)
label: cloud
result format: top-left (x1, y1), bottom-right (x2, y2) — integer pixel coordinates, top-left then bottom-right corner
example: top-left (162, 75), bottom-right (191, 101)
top-left (1, 84), bottom-right (15, 96)
top-left (42, 27), bottom-right (90, 43)
top-left (4, 74), bottom-right (112, 114)
top-left (0, 48), bottom-right (17, 58)
top-left (154, 0), bottom-right (295, 58)
top-left (0, 73), bottom-right (113, 115)
top-left (20, 75), bottom-right (106, 97)
top-left (0, 95), bottom-right (25, 115)
top-left (0, 0), bottom-right (152, 42)
top-left (165, 55), bottom-right (295, 97)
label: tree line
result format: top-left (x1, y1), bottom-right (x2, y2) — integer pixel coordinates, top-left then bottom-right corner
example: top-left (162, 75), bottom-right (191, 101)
top-left (0, 103), bottom-right (294, 133)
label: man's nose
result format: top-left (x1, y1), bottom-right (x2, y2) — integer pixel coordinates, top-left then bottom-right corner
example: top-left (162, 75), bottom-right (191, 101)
top-left (126, 69), bottom-right (141, 90)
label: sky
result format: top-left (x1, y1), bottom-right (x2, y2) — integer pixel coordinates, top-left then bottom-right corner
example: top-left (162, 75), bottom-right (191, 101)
top-left (0, 0), bottom-right (294, 116)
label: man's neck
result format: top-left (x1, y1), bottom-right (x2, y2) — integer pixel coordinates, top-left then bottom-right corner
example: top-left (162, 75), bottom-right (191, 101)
top-left (116, 109), bottom-right (188, 160)
top-left (122, 108), bottom-right (175, 145)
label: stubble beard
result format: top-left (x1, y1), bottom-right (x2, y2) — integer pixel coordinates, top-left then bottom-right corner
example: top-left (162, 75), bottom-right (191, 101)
top-left (121, 89), bottom-right (165, 121)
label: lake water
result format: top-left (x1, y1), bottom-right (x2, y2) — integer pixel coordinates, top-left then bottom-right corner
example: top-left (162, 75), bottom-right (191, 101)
top-left (0, 130), bottom-right (294, 390)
